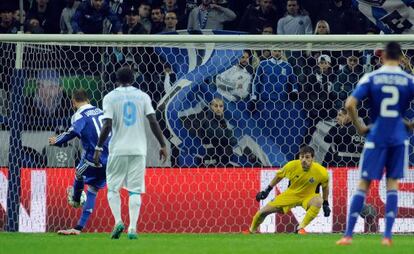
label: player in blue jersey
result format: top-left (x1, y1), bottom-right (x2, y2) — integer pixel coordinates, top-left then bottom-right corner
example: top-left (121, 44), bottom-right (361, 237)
top-left (337, 42), bottom-right (414, 246)
top-left (48, 89), bottom-right (109, 235)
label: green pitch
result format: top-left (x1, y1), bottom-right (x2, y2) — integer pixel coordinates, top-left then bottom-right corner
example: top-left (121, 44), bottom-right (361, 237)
top-left (1, 233), bottom-right (412, 254)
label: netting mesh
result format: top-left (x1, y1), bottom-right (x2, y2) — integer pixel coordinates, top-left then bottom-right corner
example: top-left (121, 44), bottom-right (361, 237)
top-left (0, 38), bottom-right (414, 233)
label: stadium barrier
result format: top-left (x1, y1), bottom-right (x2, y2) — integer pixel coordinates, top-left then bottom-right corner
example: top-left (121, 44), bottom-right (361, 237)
top-left (1, 167), bottom-right (413, 233)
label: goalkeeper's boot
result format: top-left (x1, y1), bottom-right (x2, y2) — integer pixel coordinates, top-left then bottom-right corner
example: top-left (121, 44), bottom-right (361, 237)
top-left (296, 228), bottom-right (307, 235)
top-left (66, 186), bottom-right (81, 208)
top-left (336, 236), bottom-right (352, 245)
top-left (111, 221), bottom-right (125, 239)
top-left (127, 228), bottom-right (138, 240)
top-left (57, 228), bottom-right (81, 235)
top-left (381, 238), bottom-right (392, 247)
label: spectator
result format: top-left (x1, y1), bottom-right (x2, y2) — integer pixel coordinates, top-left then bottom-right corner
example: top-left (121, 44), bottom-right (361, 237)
top-left (13, 8), bottom-right (26, 27)
top-left (252, 50), bottom-right (298, 103)
top-left (71, 0), bottom-right (122, 34)
top-left (323, 108), bottom-right (364, 167)
top-left (215, 50), bottom-right (254, 102)
top-left (261, 23), bottom-right (274, 34)
top-left (198, 98), bottom-right (237, 167)
top-left (277, 0), bottom-right (312, 35)
top-left (0, 5), bottom-right (19, 34)
top-left (150, 6), bottom-right (165, 34)
top-left (60, 0), bottom-right (80, 34)
top-left (23, 70), bottom-right (73, 130)
top-left (27, 0), bottom-right (62, 33)
top-left (162, 0), bottom-right (185, 29)
top-left (24, 18), bottom-right (44, 33)
top-left (314, 20), bottom-right (330, 34)
top-left (122, 5), bottom-right (148, 34)
top-left (162, 11), bottom-right (178, 32)
top-left (320, 0), bottom-right (350, 34)
top-left (138, 2), bottom-right (152, 34)
top-left (187, 0), bottom-right (236, 30)
top-left (300, 54), bottom-right (336, 138)
top-left (239, 0), bottom-right (282, 34)
top-left (332, 53), bottom-right (363, 109)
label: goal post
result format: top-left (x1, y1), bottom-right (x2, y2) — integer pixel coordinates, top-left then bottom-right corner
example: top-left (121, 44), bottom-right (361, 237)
top-left (1, 34), bottom-right (414, 233)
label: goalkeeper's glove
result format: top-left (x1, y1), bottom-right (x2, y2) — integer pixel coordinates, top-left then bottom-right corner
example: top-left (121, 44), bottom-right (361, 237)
top-left (255, 185), bottom-right (273, 202)
top-left (322, 200), bottom-right (331, 217)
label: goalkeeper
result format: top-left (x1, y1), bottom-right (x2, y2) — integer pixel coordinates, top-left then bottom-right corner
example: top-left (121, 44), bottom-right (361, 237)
top-left (247, 146), bottom-right (330, 234)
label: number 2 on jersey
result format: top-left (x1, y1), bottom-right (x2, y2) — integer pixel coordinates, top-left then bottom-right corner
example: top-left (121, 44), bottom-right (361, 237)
top-left (123, 101), bottom-right (137, 126)
top-left (380, 86), bottom-right (399, 118)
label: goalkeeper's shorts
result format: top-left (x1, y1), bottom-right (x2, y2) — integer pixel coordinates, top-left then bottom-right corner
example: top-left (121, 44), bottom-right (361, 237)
top-left (267, 192), bottom-right (320, 214)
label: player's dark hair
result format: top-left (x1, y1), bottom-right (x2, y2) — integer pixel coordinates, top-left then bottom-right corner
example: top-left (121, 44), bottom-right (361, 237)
top-left (116, 67), bottom-right (134, 85)
top-left (384, 41), bottom-right (402, 61)
top-left (72, 89), bottom-right (89, 102)
top-left (299, 145), bottom-right (315, 157)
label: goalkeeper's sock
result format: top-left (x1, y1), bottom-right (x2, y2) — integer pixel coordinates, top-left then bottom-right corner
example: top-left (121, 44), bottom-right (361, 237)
top-left (128, 192), bottom-right (142, 233)
top-left (250, 211), bottom-right (265, 232)
top-left (384, 190), bottom-right (398, 239)
top-left (108, 190), bottom-right (122, 224)
top-left (72, 178), bottom-right (84, 203)
top-left (299, 205), bottom-right (320, 229)
top-left (76, 188), bottom-right (98, 229)
top-left (344, 189), bottom-right (366, 237)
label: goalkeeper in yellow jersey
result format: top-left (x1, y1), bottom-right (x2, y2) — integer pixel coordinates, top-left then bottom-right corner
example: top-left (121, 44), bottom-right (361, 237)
top-left (247, 146), bottom-right (331, 234)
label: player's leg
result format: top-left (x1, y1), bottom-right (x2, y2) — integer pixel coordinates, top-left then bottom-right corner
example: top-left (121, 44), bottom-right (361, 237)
top-left (338, 145), bottom-right (385, 245)
top-left (382, 143), bottom-right (407, 245)
top-left (75, 185), bottom-right (99, 231)
top-left (68, 162), bottom-right (88, 206)
top-left (106, 155), bottom-right (128, 239)
top-left (249, 204), bottom-right (283, 233)
top-left (124, 155), bottom-right (146, 239)
top-left (297, 195), bottom-right (323, 233)
top-left (249, 192), bottom-right (296, 233)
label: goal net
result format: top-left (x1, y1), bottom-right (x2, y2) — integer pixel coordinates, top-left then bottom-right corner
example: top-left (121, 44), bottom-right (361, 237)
top-left (0, 33), bottom-right (413, 233)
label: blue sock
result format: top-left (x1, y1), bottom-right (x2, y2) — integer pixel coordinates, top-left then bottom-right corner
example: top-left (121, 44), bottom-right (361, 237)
top-left (73, 178), bottom-right (84, 202)
top-left (384, 190), bottom-right (398, 239)
top-left (344, 189), bottom-right (366, 237)
top-left (76, 189), bottom-right (98, 229)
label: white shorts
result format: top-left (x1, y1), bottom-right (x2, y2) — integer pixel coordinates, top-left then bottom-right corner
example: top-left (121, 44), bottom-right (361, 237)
top-left (106, 155), bottom-right (146, 194)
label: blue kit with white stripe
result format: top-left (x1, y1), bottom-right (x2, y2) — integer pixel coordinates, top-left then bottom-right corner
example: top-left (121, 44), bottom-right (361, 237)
top-left (352, 65), bottom-right (414, 180)
top-left (55, 104), bottom-right (109, 188)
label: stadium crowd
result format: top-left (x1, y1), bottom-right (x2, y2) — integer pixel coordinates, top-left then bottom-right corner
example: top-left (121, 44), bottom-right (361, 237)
top-left (0, 0), bottom-right (373, 35)
top-left (1, 0), bottom-right (414, 168)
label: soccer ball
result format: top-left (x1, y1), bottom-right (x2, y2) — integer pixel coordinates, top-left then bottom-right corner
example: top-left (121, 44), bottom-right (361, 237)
top-left (68, 190), bottom-right (87, 208)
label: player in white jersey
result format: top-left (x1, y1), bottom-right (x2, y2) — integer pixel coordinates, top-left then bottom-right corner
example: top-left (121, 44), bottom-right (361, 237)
top-left (354, 0), bottom-right (414, 34)
top-left (93, 67), bottom-right (167, 239)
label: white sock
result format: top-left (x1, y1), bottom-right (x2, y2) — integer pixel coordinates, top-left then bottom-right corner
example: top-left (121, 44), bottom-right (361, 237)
top-left (128, 193), bottom-right (142, 233)
top-left (107, 190), bottom-right (122, 225)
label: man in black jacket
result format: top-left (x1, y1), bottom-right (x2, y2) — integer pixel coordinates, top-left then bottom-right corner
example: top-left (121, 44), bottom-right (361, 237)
top-left (324, 108), bottom-right (364, 167)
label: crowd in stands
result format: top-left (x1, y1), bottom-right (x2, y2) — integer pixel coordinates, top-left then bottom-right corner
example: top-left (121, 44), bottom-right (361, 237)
top-left (1, 0), bottom-right (414, 168)
top-left (0, 0), bottom-right (375, 35)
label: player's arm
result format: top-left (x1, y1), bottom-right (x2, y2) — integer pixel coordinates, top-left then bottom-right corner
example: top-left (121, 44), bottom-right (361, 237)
top-left (255, 163), bottom-right (291, 202)
top-left (346, 73), bottom-right (370, 135)
top-left (255, 174), bottom-right (284, 202)
top-left (147, 113), bottom-right (167, 163)
top-left (345, 96), bottom-right (369, 135)
top-left (49, 117), bottom-right (84, 146)
top-left (321, 170), bottom-right (331, 217)
top-left (403, 118), bottom-right (414, 131)
top-left (93, 118), bottom-right (111, 165)
top-left (93, 96), bottom-right (112, 165)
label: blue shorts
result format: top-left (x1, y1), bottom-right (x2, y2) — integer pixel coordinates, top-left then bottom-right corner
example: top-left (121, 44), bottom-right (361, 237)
top-left (76, 159), bottom-right (106, 189)
top-left (359, 141), bottom-right (408, 180)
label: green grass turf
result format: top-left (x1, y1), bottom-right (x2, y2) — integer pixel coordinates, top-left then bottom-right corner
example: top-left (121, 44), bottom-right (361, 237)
top-left (0, 233), bottom-right (412, 254)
